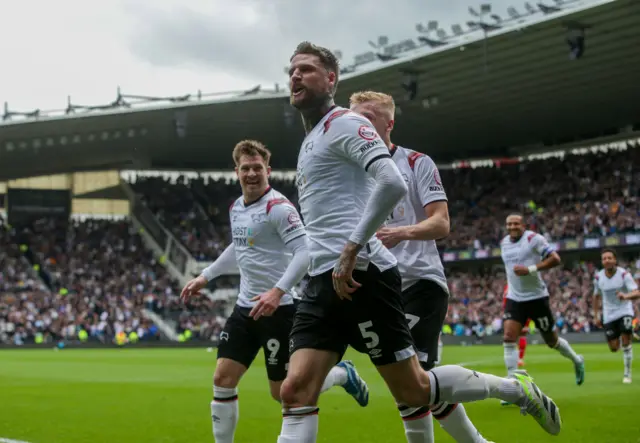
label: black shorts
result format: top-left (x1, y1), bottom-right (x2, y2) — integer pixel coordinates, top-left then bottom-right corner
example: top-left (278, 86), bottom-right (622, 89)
top-left (503, 297), bottom-right (555, 333)
top-left (290, 264), bottom-right (415, 366)
top-left (403, 279), bottom-right (449, 371)
top-left (604, 316), bottom-right (634, 341)
top-left (217, 304), bottom-right (295, 381)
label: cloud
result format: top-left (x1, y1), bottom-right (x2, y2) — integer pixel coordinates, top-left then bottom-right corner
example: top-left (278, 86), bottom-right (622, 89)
top-left (124, 0), bottom-right (515, 85)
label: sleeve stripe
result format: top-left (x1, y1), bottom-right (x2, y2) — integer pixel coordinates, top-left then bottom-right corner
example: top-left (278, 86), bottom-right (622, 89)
top-left (364, 153), bottom-right (391, 172)
top-left (284, 233), bottom-right (306, 244)
top-left (422, 199), bottom-right (447, 208)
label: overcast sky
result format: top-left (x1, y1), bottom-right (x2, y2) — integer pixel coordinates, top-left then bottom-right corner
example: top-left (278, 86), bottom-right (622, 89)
top-left (0, 0), bottom-right (519, 112)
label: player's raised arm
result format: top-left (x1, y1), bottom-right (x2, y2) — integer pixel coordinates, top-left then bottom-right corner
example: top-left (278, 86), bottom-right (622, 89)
top-left (334, 114), bottom-right (408, 252)
top-left (250, 200), bottom-right (309, 319)
top-left (181, 244), bottom-right (238, 301)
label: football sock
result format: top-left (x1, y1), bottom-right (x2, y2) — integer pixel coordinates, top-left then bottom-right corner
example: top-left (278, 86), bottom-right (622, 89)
top-left (211, 386), bottom-right (239, 443)
top-left (433, 402), bottom-right (488, 443)
top-left (428, 365), bottom-right (523, 405)
top-left (518, 336), bottom-right (527, 360)
top-left (398, 405), bottom-right (434, 443)
top-left (554, 337), bottom-right (581, 364)
top-left (623, 345), bottom-right (632, 378)
top-left (503, 342), bottom-right (518, 376)
top-left (320, 365), bottom-right (348, 393)
top-left (277, 406), bottom-right (319, 443)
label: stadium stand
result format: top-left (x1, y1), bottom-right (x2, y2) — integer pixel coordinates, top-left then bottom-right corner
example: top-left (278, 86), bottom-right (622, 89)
top-left (0, 214), bottom-right (227, 345)
top-left (127, 146), bottom-right (639, 259)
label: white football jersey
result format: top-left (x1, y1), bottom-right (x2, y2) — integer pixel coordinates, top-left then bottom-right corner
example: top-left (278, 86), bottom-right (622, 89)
top-left (229, 187), bottom-right (305, 307)
top-left (386, 145), bottom-right (448, 292)
top-left (295, 107), bottom-right (397, 276)
top-left (501, 230), bottom-right (556, 302)
top-left (593, 267), bottom-right (637, 323)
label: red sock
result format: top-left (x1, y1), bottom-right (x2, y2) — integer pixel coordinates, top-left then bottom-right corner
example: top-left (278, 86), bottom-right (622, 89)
top-left (518, 336), bottom-right (527, 359)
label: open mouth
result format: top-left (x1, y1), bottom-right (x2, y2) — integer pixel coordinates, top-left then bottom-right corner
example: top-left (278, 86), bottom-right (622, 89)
top-left (292, 86), bottom-right (306, 97)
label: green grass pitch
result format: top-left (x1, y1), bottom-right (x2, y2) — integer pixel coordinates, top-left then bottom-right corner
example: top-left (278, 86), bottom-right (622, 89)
top-left (0, 344), bottom-right (638, 442)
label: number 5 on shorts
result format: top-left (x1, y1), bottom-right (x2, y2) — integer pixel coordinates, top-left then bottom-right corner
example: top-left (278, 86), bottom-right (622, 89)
top-left (358, 321), bottom-right (380, 349)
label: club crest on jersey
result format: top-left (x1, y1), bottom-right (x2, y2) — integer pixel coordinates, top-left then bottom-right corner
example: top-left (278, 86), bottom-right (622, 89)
top-left (358, 125), bottom-right (377, 141)
top-left (251, 213), bottom-right (268, 224)
top-left (303, 141), bottom-right (314, 153)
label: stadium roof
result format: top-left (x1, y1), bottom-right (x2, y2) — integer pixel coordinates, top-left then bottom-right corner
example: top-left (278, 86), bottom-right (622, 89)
top-left (1, 0), bottom-right (639, 180)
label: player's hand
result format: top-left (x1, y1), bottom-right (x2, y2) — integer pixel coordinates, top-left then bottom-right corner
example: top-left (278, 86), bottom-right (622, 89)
top-left (180, 276), bottom-right (208, 302)
top-left (617, 291), bottom-right (628, 301)
top-left (333, 244), bottom-right (362, 301)
top-left (513, 265), bottom-right (530, 276)
top-left (250, 287), bottom-right (284, 320)
top-left (376, 227), bottom-right (404, 249)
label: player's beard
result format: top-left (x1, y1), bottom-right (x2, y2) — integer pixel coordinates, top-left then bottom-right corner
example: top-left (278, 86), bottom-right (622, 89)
top-left (291, 89), bottom-right (331, 112)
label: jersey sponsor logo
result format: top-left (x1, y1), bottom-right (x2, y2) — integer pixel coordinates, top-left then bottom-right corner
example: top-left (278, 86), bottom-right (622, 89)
top-left (232, 226), bottom-right (255, 247)
top-left (429, 185), bottom-right (443, 192)
top-left (358, 124), bottom-right (377, 141)
top-left (401, 173), bottom-right (410, 184)
top-left (219, 331), bottom-right (229, 341)
top-left (359, 138), bottom-right (381, 154)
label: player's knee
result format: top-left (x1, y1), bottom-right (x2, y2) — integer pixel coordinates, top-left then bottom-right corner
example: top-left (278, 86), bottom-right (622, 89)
top-left (279, 375), bottom-right (315, 407)
top-left (391, 370), bottom-right (431, 407)
top-left (503, 332), bottom-right (518, 343)
top-left (213, 370), bottom-right (240, 389)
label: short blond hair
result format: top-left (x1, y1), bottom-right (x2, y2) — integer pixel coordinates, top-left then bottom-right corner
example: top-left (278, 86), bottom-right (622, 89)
top-left (232, 140), bottom-right (271, 166)
top-left (349, 91), bottom-right (395, 114)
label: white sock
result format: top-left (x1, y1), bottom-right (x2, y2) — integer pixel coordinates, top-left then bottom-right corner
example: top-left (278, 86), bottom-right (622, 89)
top-left (277, 406), bottom-right (319, 443)
top-left (623, 345), bottom-right (633, 378)
top-left (320, 365), bottom-right (348, 393)
top-left (554, 337), bottom-right (581, 364)
top-left (433, 403), bottom-right (488, 443)
top-left (428, 365), bottom-right (523, 405)
top-left (437, 340), bottom-right (443, 365)
top-left (211, 386), bottom-right (239, 443)
top-left (503, 342), bottom-right (518, 376)
top-left (398, 405), bottom-right (434, 443)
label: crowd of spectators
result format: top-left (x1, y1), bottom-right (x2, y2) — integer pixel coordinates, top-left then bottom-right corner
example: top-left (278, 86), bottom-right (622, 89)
top-left (128, 148), bottom-right (639, 262)
top-left (0, 215), bottom-right (225, 345)
top-left (445, 255), bottom-right (640, 339)
top-left (2, 147), bottom-right (639, 345)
